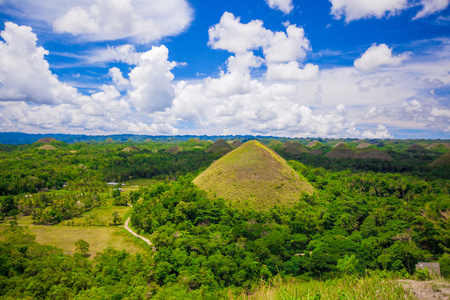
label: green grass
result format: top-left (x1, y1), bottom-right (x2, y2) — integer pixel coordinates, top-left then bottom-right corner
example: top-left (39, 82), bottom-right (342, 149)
top-left (60, 205), bottom-right (131, 226)
top-left (0, 225), bottom-right (147, 257)
top-left (194, 140), bottom-right (313, 210)
top-left (231, 275), bottom-right (416, 300)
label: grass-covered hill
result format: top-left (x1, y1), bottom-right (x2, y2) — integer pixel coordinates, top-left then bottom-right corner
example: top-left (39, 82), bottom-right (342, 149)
top-left (204, 138), bottom-right (233, 155)
top-left (281, 141), bottom-right (309, 155)
top-left (36, 137), bottom-right (57, 144)
top-left (193, 140), bottom-right (313, 210)
top-left (430, 152), bottom-right (450, 167)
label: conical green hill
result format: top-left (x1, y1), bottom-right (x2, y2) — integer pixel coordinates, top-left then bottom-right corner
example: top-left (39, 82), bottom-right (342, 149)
top-left (165, 145), bottom-right (182, 154)
top-left (36, 137), bottom-right (57, 144)
top-left (205, 139), bottom-right (233, 155)
top-left (430, 152), bottom-right (450, 167)
top-left (282, 141), bottom-right (309, 155)
top-left (193, 140), bottom-right (314, 210)
top-left (229, 140), bottom-right (244, 148)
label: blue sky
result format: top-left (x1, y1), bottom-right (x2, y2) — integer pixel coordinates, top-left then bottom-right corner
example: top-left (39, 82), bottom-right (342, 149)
top-left (0, 0), bottom-right (449, 138)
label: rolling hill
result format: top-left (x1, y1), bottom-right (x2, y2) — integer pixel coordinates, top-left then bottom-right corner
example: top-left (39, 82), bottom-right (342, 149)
top-left (193, 140), bottom-right (313, 210)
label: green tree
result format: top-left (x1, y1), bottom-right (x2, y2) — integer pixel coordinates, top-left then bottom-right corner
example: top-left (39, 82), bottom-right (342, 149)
top-left (111, 211), bottom-right (122, 225)
top-left (75, 239), bottom-right (90, 257)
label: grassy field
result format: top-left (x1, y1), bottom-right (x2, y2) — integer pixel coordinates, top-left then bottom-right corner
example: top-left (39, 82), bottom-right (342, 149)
top-left (60, 205), bottom-right (131, 226)
top-left (0, 225), bottom-right (148, 257)
top-left (231, 275), bottom-right (416, 300)
top-left (122, 178), bottom-right (158, 192)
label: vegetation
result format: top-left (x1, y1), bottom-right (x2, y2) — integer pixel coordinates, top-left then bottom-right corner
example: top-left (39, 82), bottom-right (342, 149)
top-left (0, 135), bottom-right (449, 299)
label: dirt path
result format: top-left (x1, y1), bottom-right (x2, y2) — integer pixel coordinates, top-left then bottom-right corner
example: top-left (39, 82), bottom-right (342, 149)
top-left (399, 279), bottom-right (450, 300)
top-left (124, 217), bottom-right (156, 251)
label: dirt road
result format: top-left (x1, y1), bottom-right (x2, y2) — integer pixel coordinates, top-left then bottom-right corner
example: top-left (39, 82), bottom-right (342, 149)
top-left (124, 217), bottom-right (155, 251)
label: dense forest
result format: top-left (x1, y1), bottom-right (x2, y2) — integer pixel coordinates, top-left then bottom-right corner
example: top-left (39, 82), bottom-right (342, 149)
top-left (0, 136), bottom-right (449, 299)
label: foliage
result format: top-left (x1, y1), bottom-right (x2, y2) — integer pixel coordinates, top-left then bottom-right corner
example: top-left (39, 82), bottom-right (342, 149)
top-left (75, 239), bottom-right (90, 256)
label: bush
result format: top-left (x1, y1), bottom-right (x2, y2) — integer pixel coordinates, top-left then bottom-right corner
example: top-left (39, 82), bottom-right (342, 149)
top-left (415, 268), bottom-right (431, 281)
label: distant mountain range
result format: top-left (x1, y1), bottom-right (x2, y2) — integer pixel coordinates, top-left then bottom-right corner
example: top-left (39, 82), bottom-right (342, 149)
top-left (0, 132), bottom-right (278, 145)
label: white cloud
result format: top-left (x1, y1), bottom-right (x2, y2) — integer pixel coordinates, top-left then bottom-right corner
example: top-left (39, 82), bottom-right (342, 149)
top-left (208, 12), bottom-right (272, 54)
top-left (431, 107), bottom-right (450, 118)
top-left (413, 0), bottom-right (450, 19)
top-left (208, 13), bottom-right (318, 82)
top-left (361, 124), bottom-right (394, 139)
top-left (0, 22), bottom-right (179, 135)
top-left (265, 0), bottom-right (294, 14)
top-left (402, 99), bottom-right (422, 113)
top-left (356, 76), bottom-right (394, 91)
top-left (6, 0), bottom-right (193, 43)
top-left (354, 44), bottom-right (411, 72)
top-left (263, 25), bottom-right (311, 64)
top-left (329, 0), bottom-right (408, 22)
top-left (266, 62), bottom-right (319, 81)
top-left (128, 45), bottom-right (177, 112)
top-left (87, 45), bottom-right (141, 65)
top-left (0, 22), bottom-right (79, 104)
top-left (108, 67), bottom-right (130, 90)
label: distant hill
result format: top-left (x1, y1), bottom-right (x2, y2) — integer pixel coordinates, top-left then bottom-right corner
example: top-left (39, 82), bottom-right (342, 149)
top-left (38, 145), bottom-right (56, 150)
top-left (307, 140), bottom-right (320, 147)
top-left (121, 146), bottom-right (140, 152)
top-left (408, 144), bottom-right (426, 151)
top-left (165, 145), bottom-right (182, 154)
top-left (281, 141), bottom-right (309, 155)
top-left (36, 137), bottom-right (57, 144)
top-left (356, 142), bottom-right (371, 149)
top-left (229, 140), bottom-right (244, 148)
top-left (354, 149), bottom-right (393, 161)
top-left (430, 152), bottom-right (450, 167)
top-left (205, 139), bottom-right (233, 155)
top-left (427, 143), bottom-right (450, 151)
top-left (325, 147), bottom-right (354, 159)
top-left (326, 147), bottom-right (392, 161)
top-left (333, 142), bottom-right (349, 149)
top-left (193, 140), bottom-right (313, 210)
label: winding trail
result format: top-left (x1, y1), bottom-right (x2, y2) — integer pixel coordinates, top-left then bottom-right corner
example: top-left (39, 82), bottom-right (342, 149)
top-left (123, 204), bottom-right (155, 251)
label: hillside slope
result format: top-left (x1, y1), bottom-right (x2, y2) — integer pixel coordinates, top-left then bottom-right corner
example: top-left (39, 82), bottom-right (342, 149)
top-left (193, 140), bottom-right (313, 210)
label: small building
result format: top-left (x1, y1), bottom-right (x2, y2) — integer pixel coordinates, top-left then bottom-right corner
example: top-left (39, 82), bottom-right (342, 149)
top-left (108, 182), bottom-right (119, 186)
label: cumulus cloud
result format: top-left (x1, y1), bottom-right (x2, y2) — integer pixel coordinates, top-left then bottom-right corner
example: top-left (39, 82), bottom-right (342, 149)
top-left (208, 13), bottom-right (318, 82)
top-left (402, 99), bottom-right (422, 113)
top-left (413, 0), bottom-right (450, 19)
top-left (263, 25), bottom-right (311, 64)
top-left (329, 0), bottom-right (408, 22)
top-left (265, 0), bottom-right (294, 14)
top-left (354, 44), bottom-right (411, 72)
top-left (7, 0), bottom-right (193, 43)
top-left (266, 62), bottom-right (319, 81)
top-left (0, 22), bottom-right (79, 104)
top-left (431, 107), bottom-right (450, 118)
top-left (361, 124), bottom-right (393, 139)
top-left (0, 22), bottom-right (180, 135)
top-left (128, 45), bottom-right (177, 112)
top-left (108, 67), bottom-right (130, 90)
top-left (208, 12), bottom-right (272, 54)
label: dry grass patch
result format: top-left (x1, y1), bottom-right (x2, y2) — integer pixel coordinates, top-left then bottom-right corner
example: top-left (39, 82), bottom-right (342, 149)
top-left (61, 205), bottom-right (131, 226)
top-left (0, 225), bottom-right (147, 257)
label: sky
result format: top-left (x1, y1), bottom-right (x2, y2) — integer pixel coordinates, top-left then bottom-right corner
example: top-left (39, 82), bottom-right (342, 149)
top-left (0, 0), bottom-right (449, 139)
